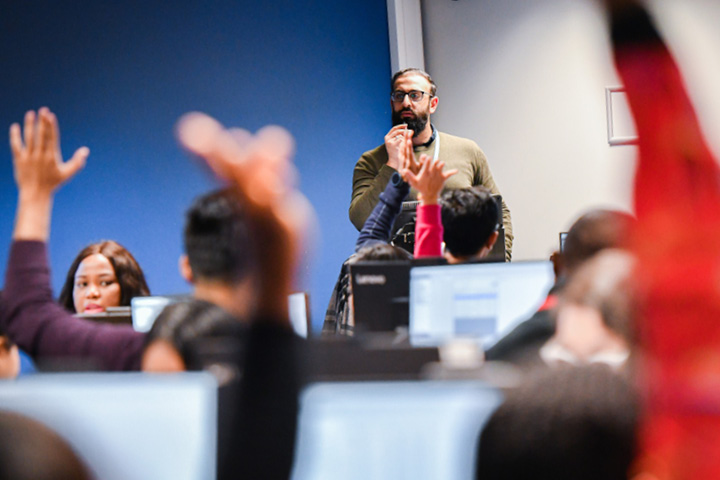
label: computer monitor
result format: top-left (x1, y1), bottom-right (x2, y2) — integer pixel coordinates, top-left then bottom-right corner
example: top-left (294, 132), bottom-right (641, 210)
top-left (350, 261), bottom-right (412, 333)
top-left (409, 261), bottom-right (554, 347)
top-left (291, 380), bottom-right (503, 480)
top-left (74, 306), bottom-right (132, 326)
top-left (131, 295), bottom-right (188, 332)
top-left (0, 373), bottom-right (217, 480)
top-left (288, 292), bottom-right (312, 338)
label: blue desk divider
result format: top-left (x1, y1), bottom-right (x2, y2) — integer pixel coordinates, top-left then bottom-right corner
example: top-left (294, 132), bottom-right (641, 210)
top-left (292, 380), bottom-right (503, 480)
top-left (0, 373), bottom-right (217, 480)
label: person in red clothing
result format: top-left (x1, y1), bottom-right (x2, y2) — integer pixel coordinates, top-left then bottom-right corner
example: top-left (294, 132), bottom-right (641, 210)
top-left (402, 152), bottom-right (499, 262)
top-left (606, 1), bottom-right (720, 478)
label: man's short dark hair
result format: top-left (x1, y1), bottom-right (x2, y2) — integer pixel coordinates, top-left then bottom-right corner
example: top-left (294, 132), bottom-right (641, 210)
top-left (476, 365), bottom-right (638, 480)
top-left (562, 209), bottom-right (634, 275)
top-left (440, 187), bottom-right (499, 258)
top-left (391, 68), bottom-right (437, 97)
top-left (184, 189), bottom-right (254, 283)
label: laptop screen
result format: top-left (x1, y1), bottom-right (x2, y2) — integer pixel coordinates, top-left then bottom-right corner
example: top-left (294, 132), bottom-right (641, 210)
top-left (409, 261), bottom-right (554, 347)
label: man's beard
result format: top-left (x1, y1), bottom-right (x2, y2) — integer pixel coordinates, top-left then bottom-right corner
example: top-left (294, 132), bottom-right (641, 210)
top-left (392, 108), bottom-right (429, 136)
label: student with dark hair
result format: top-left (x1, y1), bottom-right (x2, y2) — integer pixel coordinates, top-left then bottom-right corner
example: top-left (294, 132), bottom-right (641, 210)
top-left (476, 365), bottom-right (639, 480)
top-left (179, 189), bottom-right (256, 319)
top-left (58, 240), bottom-right (150, 314)
top-left (141, 299), bottom-right (243, 372)
top-left (440, 187), bottom-right (499, 263)
top-left (402, 152), bottom-right (498, 263)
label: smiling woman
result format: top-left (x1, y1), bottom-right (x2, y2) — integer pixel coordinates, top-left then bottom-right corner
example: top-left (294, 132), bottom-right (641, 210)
top-left (58, 241), bottom-right (150, 314)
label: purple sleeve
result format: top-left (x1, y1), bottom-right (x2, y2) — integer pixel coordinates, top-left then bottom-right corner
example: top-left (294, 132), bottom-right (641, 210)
top-left (2, 240), bottom-right (145, 371)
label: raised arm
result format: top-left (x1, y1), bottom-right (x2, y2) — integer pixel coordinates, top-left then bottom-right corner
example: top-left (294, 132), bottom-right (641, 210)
top-left (606, 1), bottom-right (720, 479)
top-left (403, 153), bottom-right (456, 257)
top-left (176, 113), bottom-right (313, 478)
top-left (4, 108), bottom-right (143, 371)
top-left (11, 108), bottom-right (88, 241)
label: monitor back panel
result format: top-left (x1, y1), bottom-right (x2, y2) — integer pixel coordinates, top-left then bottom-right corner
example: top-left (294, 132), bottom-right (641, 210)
top-left (0, 372), bottom-right (217, 480)
top-left (350, 262), bottom-right (412, 333)
top-left (292, 380), bottom-right (503, 480)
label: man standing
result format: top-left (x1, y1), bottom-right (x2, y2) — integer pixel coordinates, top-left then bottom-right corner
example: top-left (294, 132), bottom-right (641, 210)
top-left (349, 68), bottom-right (513, 258)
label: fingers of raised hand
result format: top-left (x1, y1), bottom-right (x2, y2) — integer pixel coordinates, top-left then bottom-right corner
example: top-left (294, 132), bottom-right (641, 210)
top-left (60, 147), bottom-right (89, 183)
top-left (443, 168), bottom-right (459, 180)
top-left (9, 123), bottom-right (23, 159)
top-left (37, 108), bottom-right (53, 159)
top-left (23, 110), bottom-right (35, 156)
top-left (177, 112), bottom-right (296, 210)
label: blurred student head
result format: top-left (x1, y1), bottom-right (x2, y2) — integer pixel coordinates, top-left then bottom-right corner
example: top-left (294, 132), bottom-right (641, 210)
top-left (440, 186), bottom-right (499, 263)
top-left (559, 209), bottom-right (635, 280)
top-left (0, 411), bottom-right (91, 480)
top-left (543, 250), bottom-right (636, 370)
top-left (179, 189), bottom-right (257, 317)
top-left (141, 299), bottom-right (243, 373)
top-left (476, 365), bottom-right (639, 480)
top-left (58, 240), bottom-right (149, 314)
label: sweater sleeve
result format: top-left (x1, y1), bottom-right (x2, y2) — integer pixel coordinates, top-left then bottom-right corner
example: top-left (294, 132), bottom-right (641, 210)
top-left (414, 204), bottom-right (443, 258)
top-left (473, 145), bottom-right (513, 260)
top-left (2, 240), bottom-right (145, 371)
top-left (349, 147), bottom-right (397, 230)
top-left (355, 172), bottom-right (410, 251)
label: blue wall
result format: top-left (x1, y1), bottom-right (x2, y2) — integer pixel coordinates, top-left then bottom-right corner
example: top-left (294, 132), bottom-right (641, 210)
top-left (0, 1), bottom-right (391, 331)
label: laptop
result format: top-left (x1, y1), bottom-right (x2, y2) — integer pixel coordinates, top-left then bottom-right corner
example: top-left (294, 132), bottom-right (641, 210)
top-left (409, 260), bottom-right (554, 347)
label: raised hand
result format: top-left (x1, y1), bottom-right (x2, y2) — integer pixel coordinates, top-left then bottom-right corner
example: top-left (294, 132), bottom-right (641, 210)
top-left (10, 108), bottom-right (88, 200)
top-left (384, 124), bottom-right (413, 170)
top-left (10, 108), bottom-right (89, 241)
top-left (404, 154), bottom-right (457, 205)
top-left (176, 113), bottom-right (316, 322)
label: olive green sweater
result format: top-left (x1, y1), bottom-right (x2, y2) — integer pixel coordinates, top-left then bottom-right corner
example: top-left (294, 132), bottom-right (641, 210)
top-left (349, 131), bottom-right (513, 258)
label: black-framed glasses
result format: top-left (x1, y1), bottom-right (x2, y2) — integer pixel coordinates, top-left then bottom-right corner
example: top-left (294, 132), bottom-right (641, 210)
top-left (391, 90), bottom-right (431, 103)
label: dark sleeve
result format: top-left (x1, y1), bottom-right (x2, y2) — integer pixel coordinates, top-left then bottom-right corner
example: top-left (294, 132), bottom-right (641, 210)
top-left (1, 241), bottom-right (144, 371)
top-left (221, 320), bottom-right (304, 479)
top-left (355, 171), bottom-right (410, 251)
top-left (485, 308), bottom-right (555, 365)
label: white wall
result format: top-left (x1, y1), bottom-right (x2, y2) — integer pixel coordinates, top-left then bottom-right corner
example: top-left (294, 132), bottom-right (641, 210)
top-left (419, 0), bottom-right (720, 261)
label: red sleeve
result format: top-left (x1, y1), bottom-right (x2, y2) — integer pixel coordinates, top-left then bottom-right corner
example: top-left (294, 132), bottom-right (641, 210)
top-left (613, 7), bottom-right (720, 479)
top-left (414, 204), bottom-right (443, 258)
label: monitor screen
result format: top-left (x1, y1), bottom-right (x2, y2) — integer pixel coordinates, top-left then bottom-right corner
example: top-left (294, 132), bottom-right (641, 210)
top-left (292, 380), bottom-right (503, 480)
top-left (131, 295), bottom-right (186, 332)
top-left (0, 373), bottom-right (217, 480)
top-left (409, 261), bottom-right (554, 347)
